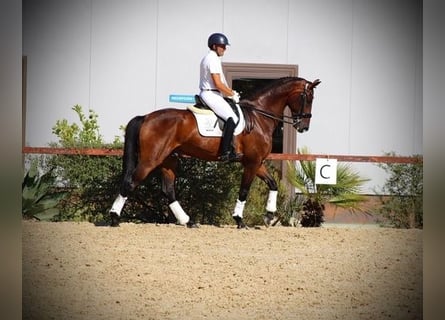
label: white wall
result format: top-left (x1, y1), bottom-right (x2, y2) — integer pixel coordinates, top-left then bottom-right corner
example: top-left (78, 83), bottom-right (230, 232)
top-left (23, 0), bottom-right (91, 145)
top-left (89, 0), bottom-right (158, 136)
top-left (23, 0), bottom-right (422, 192)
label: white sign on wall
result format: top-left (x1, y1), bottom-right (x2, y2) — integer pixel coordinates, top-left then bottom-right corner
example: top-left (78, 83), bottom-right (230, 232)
top-left (315, 158), bottom-right (337, 185)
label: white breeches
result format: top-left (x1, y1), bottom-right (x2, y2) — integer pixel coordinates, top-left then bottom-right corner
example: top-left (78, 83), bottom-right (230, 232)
top-left (200, 90), bottom-right (238, 121)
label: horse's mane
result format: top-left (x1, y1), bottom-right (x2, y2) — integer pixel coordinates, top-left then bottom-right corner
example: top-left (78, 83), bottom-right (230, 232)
top-left (244, 77), bottom-right (305, 100)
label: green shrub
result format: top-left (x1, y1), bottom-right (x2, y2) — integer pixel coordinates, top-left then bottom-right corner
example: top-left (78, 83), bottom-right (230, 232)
top-left (45, 105), bottom-right (123, 222)
top-left (375, 153), bottom-right (423, 228)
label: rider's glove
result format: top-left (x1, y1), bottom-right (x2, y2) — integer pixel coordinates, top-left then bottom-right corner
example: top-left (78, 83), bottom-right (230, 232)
top-left (231, 91), bottom-right (240, 103)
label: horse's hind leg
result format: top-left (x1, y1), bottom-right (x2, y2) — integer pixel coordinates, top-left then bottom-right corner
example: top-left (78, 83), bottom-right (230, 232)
top-left (109, 160), bottom-right (158, 226)
top-left (160, 156), bottom-right (190, 225)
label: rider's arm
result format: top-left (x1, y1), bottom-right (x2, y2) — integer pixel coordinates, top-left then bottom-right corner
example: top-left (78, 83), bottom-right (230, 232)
top-left (211, 73), bottom-right (235, 97)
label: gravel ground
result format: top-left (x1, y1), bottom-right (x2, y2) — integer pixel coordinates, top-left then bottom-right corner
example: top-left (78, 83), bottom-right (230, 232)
top-left (22, 221), bottom-right (422, 320)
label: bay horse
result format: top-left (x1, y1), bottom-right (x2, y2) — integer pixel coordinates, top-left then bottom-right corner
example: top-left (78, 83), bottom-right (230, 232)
top-left (109, 77), bottom-right (321, 228)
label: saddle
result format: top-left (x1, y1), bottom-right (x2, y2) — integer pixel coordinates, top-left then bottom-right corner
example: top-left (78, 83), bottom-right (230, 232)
top-left (193, 95), bottom-right (241, 121)
top-left (187, 95), bottom-right (245, 137)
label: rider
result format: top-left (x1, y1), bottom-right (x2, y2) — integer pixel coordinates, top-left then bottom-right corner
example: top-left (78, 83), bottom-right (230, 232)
top-left (199, 32), bottom-right (242, 162)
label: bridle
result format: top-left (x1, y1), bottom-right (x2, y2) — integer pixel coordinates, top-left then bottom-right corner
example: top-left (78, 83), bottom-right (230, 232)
top-left (291, 88), bottom-right (312, 128)
top-left (242, 86), bottom-right (312, 129)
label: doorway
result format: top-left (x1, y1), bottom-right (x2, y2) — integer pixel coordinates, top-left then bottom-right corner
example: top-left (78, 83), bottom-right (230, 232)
top-left (231, 78), bottom-right (284, 153)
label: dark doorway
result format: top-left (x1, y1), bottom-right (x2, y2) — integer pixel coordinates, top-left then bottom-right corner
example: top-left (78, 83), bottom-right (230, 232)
top-left (232, 78), bottom-right (283, 153)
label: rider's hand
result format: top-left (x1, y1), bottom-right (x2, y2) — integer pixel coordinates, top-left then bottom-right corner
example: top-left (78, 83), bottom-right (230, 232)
top-left (231, 90), bottom-right (240, 103)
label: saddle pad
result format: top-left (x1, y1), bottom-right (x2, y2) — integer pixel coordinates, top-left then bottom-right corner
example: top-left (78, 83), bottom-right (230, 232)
top-left (187, 105), bottom-right (214, 115)
top-left (187, 105), bottom-right (245, 137)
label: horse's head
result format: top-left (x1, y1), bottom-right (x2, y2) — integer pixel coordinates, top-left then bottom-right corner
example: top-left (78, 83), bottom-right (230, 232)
top-left (288, 79), bottom-right (321, 133)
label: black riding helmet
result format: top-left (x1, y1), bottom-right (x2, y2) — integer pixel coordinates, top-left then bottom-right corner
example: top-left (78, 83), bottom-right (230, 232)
top-left (208, 33), bottom-right (230, 49)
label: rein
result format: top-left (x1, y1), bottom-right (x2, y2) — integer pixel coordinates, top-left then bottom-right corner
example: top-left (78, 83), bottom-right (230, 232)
top-left (241, 104), bottom-right (296, 125)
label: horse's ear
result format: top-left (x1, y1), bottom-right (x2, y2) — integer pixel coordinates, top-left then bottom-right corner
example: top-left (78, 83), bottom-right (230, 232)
top-left (310, 79), bottom-right (321, 89)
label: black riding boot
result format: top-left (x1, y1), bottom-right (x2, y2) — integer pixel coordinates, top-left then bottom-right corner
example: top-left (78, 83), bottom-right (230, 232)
top-left (219, 118), bottom-right (242, 162)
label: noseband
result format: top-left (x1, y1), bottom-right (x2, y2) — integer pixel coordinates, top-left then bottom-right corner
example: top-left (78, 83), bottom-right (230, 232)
top-left (292, 89), bottom-right (312, 128)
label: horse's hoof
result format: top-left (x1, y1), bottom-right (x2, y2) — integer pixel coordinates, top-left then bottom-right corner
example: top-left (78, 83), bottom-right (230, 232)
top-left (233, 216), bottom-right (248, 229)
top-left (110, 211), bottom-right (120, 227)
top-left (263, 212), bottom-right (275, 227)
top-left (187, 222), bottom-right (201, 228)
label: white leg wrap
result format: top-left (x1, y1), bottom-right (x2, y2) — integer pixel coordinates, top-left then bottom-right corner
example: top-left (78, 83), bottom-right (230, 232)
top-left (266, 190), bottom-right (278, 212)
top-left (233, 199), bottom-right (246, 218)
top-left (110, 194), bottom-right (127, 216)
top-left (169, 201), bottom-right (190, 225)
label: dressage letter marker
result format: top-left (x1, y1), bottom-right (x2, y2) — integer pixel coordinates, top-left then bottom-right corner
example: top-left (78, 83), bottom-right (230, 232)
top-left (315, 158), bottom-right (337, 185)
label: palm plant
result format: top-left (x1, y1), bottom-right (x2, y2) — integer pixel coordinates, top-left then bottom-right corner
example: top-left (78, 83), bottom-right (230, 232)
top-left (286, 147), bottom-right (369, 227)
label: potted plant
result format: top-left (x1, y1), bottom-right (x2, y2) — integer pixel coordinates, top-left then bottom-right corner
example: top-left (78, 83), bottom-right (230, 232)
top-left (286, 147), bottom-right (369, 227)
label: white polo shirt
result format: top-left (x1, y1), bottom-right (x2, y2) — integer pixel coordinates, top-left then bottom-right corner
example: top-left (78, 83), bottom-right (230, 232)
top-left (199, 50), bottom-right (228, 90)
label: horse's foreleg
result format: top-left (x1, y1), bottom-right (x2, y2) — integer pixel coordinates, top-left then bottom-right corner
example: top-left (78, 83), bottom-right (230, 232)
top-left (161, 156), bottom-right (190, 225)
top-left (233, 164), bottom-right (261, 229)
top-left (233, 199), bottom-right (247, 228)
top-left (256, 164), bottom-right (279, 227)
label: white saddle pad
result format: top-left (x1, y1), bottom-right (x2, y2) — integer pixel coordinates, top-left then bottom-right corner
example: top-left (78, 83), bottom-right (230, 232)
top-left (187, 104), bottom-right (245, 137)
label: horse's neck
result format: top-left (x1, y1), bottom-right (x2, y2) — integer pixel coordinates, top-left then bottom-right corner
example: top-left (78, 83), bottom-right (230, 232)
top-left (246, 94), bottom-right (287, 116)
top-left (242, 80), bottom-right (300, 127)
top-left (241, 96), bottom-right (287, 134)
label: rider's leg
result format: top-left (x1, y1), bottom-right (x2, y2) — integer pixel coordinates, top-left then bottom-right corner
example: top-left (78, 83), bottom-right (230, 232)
top-left (199, 91), bottom-right (242, 162)
top-left (219, 117), bottom-right (242, 162)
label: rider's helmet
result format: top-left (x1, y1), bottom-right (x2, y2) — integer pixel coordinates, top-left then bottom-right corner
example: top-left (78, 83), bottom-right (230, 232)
top-left (208, 33), bottom-right (230, 49)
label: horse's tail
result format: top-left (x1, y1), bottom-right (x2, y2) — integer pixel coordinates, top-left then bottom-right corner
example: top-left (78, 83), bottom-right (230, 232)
top-left (120, 115), bottom-right (145, 196)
